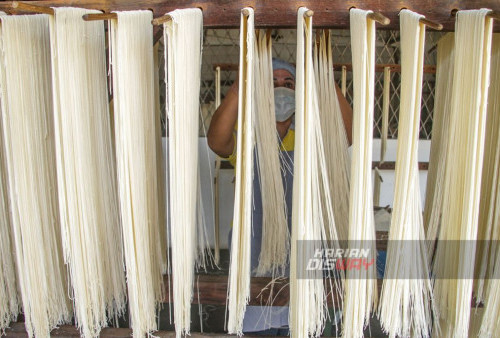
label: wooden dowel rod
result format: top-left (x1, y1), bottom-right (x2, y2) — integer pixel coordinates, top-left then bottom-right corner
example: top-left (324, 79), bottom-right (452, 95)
top-left (241, 8), bottom-right (251, 16)
top-left (11, 1), bottom-right (54, 15)
top-left (153, 7), bottom-right (203, 25)
top-left (399, 8), bottom-right (442, 30)
top-left (304, 9), bottom-right (314, 17)
top-left (212, 62), bottom-right (437, 74)
top-left (82, 13), bottom-right (117, 21)
top-left (367, 11), bottom-right (390, 25)
top-left (152, 14), bottom-right (172, 25)
top-left (419, 17), bottom-right (443, 30)
top-left (373, 161), bottom-right (429, 171)
top-left (333, 63), bottom-right (436, 74)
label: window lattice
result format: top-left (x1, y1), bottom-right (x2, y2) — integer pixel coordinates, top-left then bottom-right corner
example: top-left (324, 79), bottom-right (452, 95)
top-left (159, 29), bottom-right (444, 140)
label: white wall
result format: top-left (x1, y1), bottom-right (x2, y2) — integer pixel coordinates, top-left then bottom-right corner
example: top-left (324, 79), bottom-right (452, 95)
top-left (164, 138), bottom-right (431, 249)
top-left (369, 139), bottom-right (431, 208)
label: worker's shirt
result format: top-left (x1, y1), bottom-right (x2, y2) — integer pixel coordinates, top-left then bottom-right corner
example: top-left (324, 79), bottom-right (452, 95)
top-left (224, 129), bottom-right (295, 167)
top-left (225, 128), bottom-right (295, 332)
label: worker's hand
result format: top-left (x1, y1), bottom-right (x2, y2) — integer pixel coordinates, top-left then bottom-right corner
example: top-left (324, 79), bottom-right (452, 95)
top-left (228, 77), bottom-right (239, 94)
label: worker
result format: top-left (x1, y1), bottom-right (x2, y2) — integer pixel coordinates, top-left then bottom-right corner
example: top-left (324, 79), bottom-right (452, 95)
top-left (207, 58), bottom-right (353, 335)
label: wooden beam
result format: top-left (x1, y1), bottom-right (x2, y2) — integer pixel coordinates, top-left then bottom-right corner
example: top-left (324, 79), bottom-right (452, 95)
top-left (336, 63), bottom-right (437, 74)
top-left (220, 160), bottom-right (430, 170)
top-left (191, 274), bottom-right (293, 306)
top-left (170, 274), bottom-right (384, 306)
top-left (4, 322), bottom-right (226, 337)
top-left (8, 246), bottom-right (487, 337)
top-left (82, 12), bottom-right (118, 20)
top-left (213, 63), bottom-right (437, 74)
top-left (175, 231), bottom-right (390, 307)
top-left (373, 161), bottom-right (429, 171)
top-left (4, 0), bottom-right (500, 31)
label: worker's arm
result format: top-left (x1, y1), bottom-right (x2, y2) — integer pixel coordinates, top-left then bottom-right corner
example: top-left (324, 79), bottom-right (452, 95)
top-left (207, 80), bottom-right (239, 157)
top-left (335, 83), bottom-right (353, 146)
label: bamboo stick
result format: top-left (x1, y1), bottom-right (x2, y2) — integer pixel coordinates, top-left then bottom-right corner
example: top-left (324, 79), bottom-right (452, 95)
top-left (11, 1), bottom-right (54, 15)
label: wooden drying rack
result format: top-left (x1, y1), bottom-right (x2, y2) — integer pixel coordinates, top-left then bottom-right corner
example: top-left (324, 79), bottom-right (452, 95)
top-left (214, 63), bottom-right (437, 74)
top-left (1, 0), bottom-right (496, 336)
top-left (2, 0), bottom-right (500, 41)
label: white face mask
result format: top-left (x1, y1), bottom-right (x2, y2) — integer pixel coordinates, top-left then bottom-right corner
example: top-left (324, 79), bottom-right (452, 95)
top-left (274, 87), bottom-right (295, 122)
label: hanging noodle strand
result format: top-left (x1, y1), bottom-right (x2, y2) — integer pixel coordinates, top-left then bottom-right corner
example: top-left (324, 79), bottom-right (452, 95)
top-left (110, 10), bottom-right (165, 337)
top-left (378, 10), bottom-right (433, 338)
top-left (0, 15), bottom-right (19, 333)
top-left (227, 8), bottom-right (255, 335)
top-left (254, 29), bottom-right (290, 276)
top-left (163, 8), bottom-right (208, 337)
top-left (0, 13), bottom-right (72, 337)
top-left (423, 33), bottom-right (454, 253)
top-left (475, 34), bottom-right (500, 337)
top-left (342, 9), bottom-right (378, 338)
top-left (432, 9), bottom-right (493, 337)
top-left (290, 8), bottom-right (344, 337)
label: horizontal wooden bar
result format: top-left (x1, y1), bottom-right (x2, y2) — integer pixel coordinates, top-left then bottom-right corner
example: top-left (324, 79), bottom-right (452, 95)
top-left (213, 63), bottom-right (238, 72)
top-left (220, 160), bottom-right (429, 171)
top-left (338, 64), bottom-right (436, 74)
top-left (152, 14), bottom-right (171, 25)
top-left (419, 17), bottom-right (443, 30)
top-left (191, 274), bottom-right (291, 306)
top-left (213, 63), bottom-right (437, 74)
top-left (367, 11), bottom-right (390, 25)
top-left (373, 161), bottom-right (429, 170)
top-left (10, 1), bottom-right (54, 15)
top-left (82, 12), bottom-right (117, 21)
top-left (4, 0), bottom-right (500, 31)
top-left (171, 272), bottom-right (386, 306)
top-left (5, 322), bottom-right (224, 337)
top-left (8, 253), bottom-right (487, 336)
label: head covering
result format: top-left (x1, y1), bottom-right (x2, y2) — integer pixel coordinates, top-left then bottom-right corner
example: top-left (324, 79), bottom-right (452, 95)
top-left (272, 58), bottom-right (296, 79)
